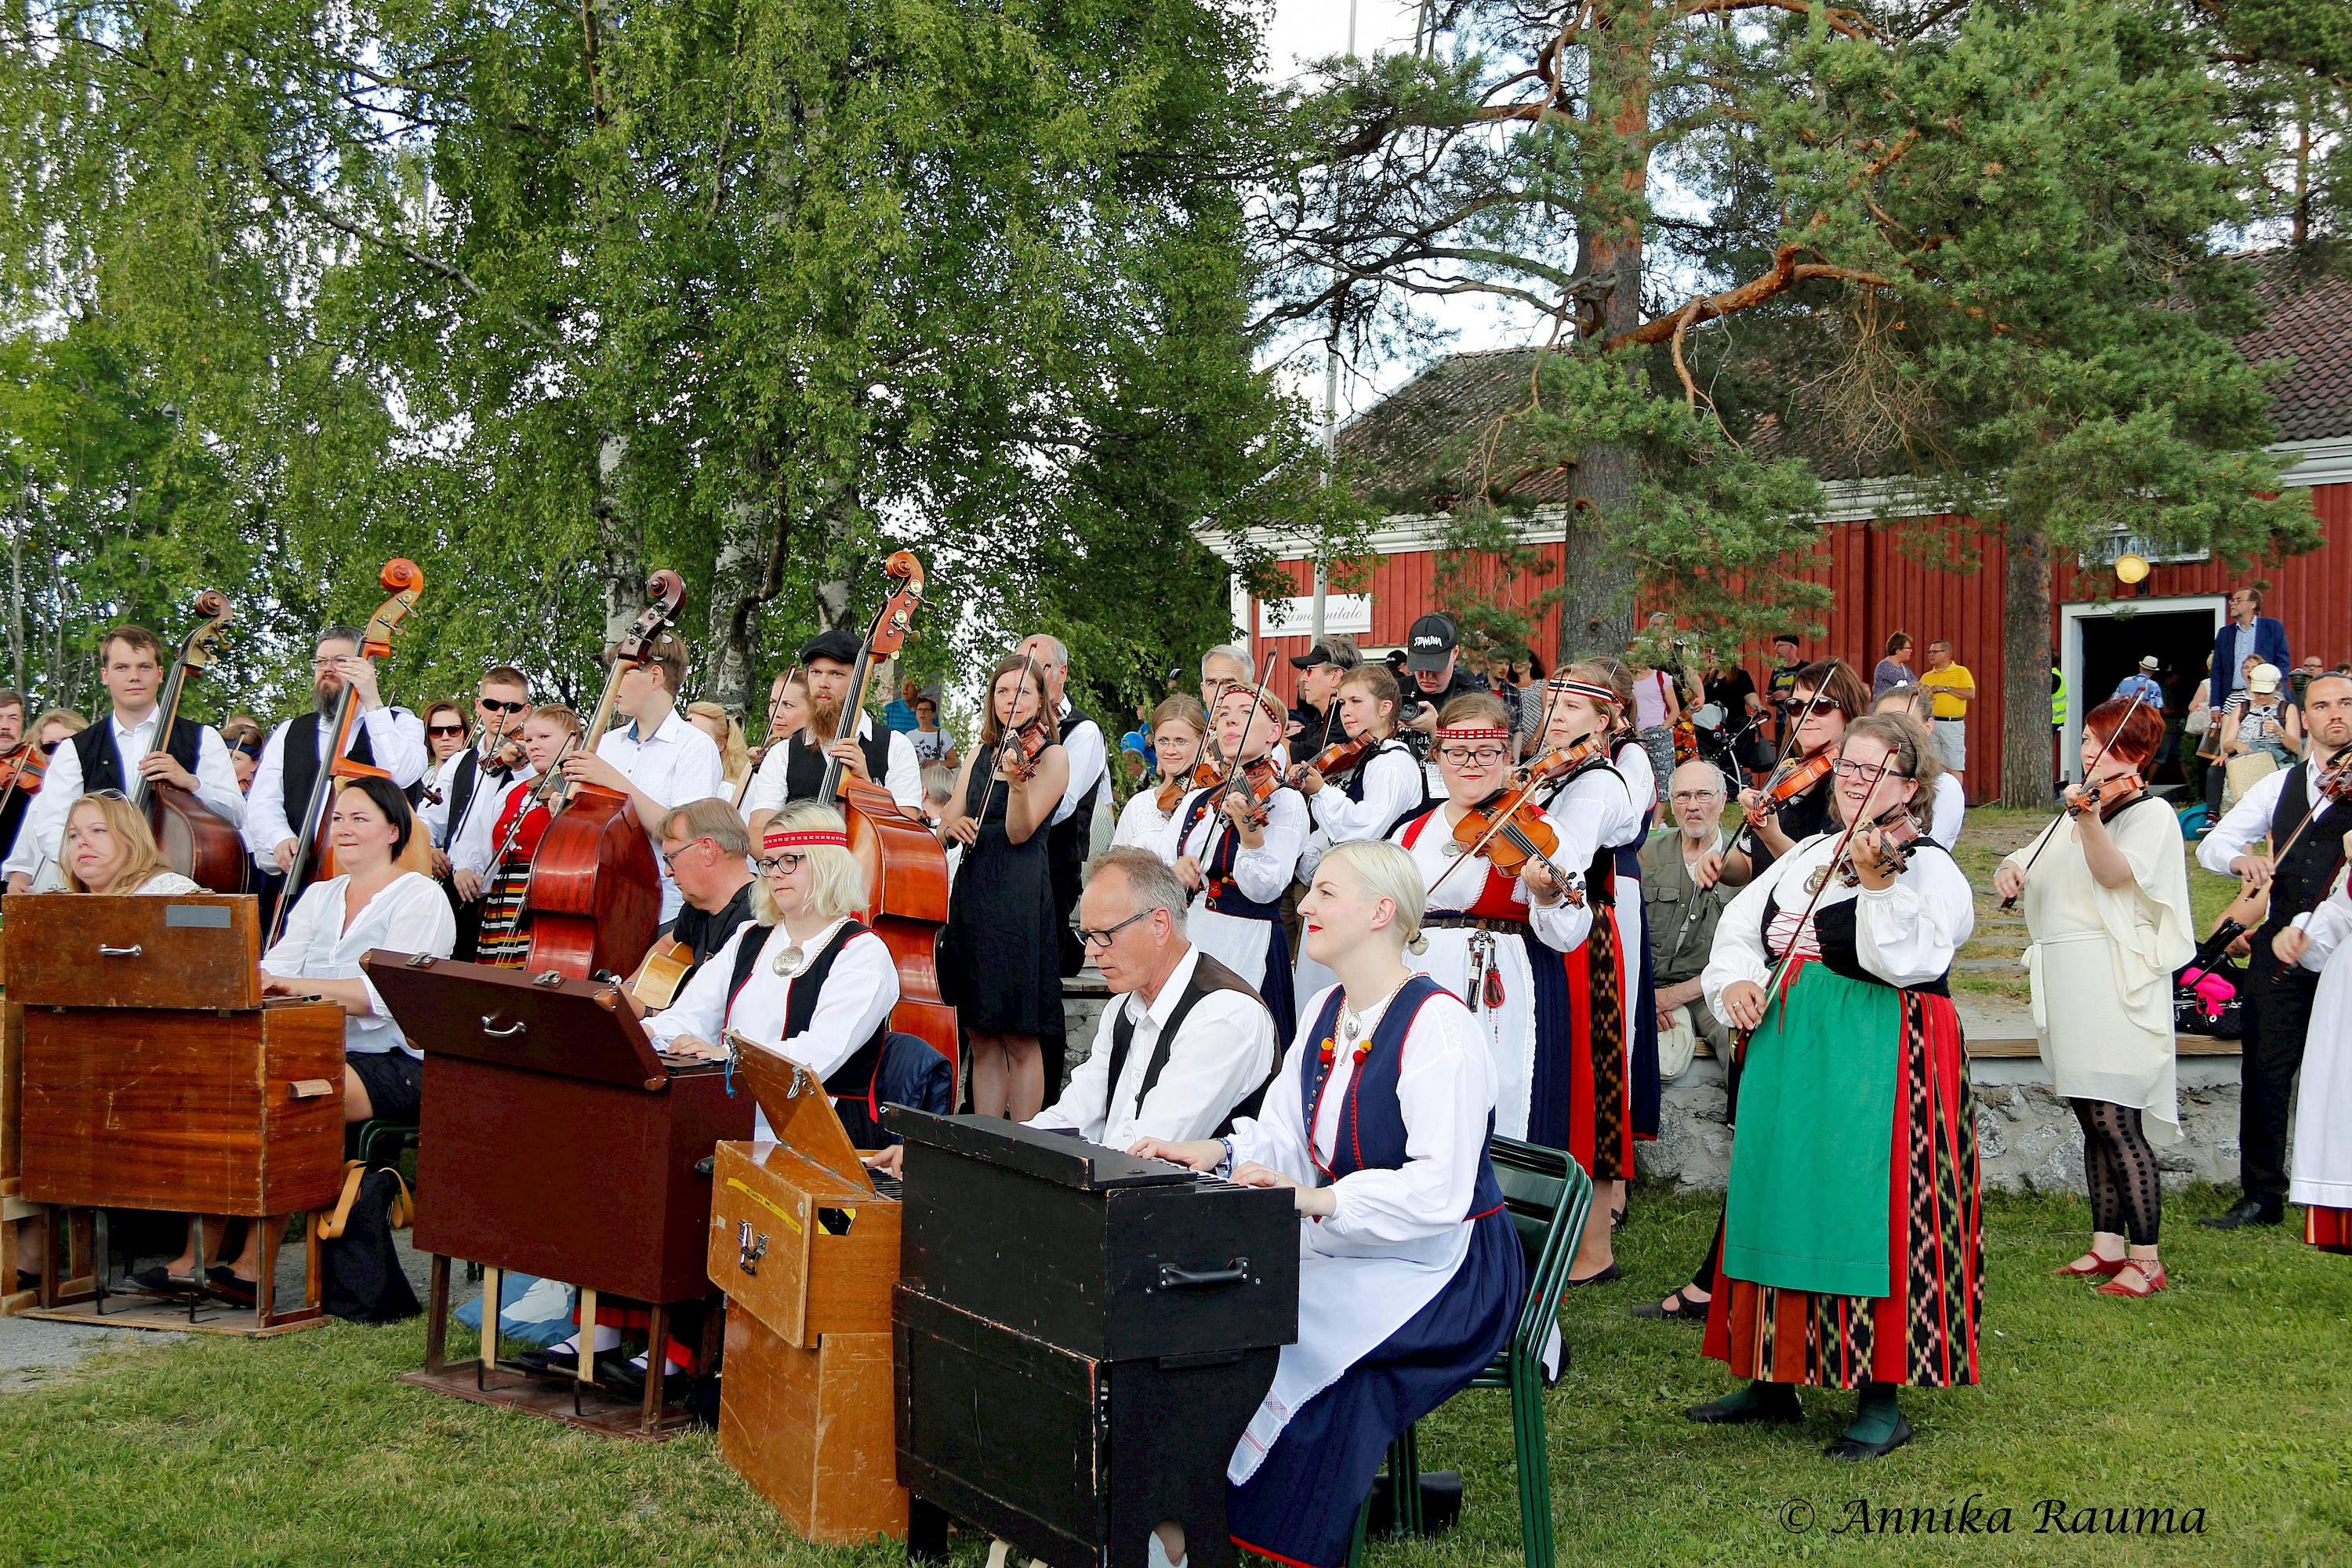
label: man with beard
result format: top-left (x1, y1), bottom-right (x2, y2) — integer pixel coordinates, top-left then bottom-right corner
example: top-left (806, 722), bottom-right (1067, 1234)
top-left (241, 626), bottom-right (428, 912)
top-left (742, 629), bottom-right (924, 838)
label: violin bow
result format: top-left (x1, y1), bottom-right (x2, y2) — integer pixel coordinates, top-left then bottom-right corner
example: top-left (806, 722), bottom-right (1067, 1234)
top-left (975, 651), bottom-right (1047, 830)
top-left (1736, 753), bottom-right (1891, 1063)
top-left (1422, 737), bottom-right (1580, 906)
top-left (1998, 688), bottom-right (2149, 910)
top-left (2258, 739), bottom-right (2352, 868)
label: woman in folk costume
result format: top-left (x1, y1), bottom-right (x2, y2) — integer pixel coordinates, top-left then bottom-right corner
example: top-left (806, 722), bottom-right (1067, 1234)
top-left (1288, 662), bottom-right (1426, 1019)
top-left (1156, 681), bottom-right (1307, 1044)
top-left (1693, 713), bottom-right (1980, 1460)
top-left (454, 705), bottom-right (583, 967)
top-left (1531, 663), bottom-right (1656, 1242)
top-left (2270, 834), bottom-right (2352, 1257)
top-left (1994, 697), bottom-right (2194, 1296)
top-left (1131, 840), bottom-right (1521, 1568)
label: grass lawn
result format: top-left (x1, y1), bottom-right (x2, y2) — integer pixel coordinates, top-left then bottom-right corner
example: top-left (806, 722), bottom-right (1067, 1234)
top-left (2, 1185), bottom-right (2345, 1567)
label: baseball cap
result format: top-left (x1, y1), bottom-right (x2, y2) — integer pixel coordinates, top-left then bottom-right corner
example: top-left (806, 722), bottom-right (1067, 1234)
top-left (2250, 662), bottom-right (2283, 693)
top-left (1772, 632), bottom-right (1801, 648)
top-left (1406, 614), bottom-right (1457, 673)
top-left (2138, 655), bottom-right (2159, 671)
top-left (1290, 639), bottom-right (1359, 673)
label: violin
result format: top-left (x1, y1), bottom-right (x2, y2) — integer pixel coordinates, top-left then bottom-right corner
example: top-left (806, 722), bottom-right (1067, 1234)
top-left (997, 714), bottom-right (1056, 782)
top-left (0, 739), bottom-right (49, 798)
top-left (1152, 757), bottom-right (1215, 815)
top-left (1445, 786), bottom-right (1584, 904)
top-left (1214, 755), bottom-right (1284, 831)
top-left (2063, 774), bottom-right (2143, 819)
top-left (1750, 750), bottom-right (1835, 818)
top-left (1293, 733), bottom-right (1376, 789)
top-left (1831, 802), bottom-right (1923, 888)
top-left (1518, 733), bottom-right (1611, 792)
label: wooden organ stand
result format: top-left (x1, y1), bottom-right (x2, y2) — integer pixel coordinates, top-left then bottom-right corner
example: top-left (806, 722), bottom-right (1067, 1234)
top-left (7, 895), bottom-right (344, 1334)
top-left (706, 1046), bottom-right (906, 1543)
top-left (889, 1109), bottom-right (1301, 1568)
top-left (366, 951), bottom-right (752, 1437)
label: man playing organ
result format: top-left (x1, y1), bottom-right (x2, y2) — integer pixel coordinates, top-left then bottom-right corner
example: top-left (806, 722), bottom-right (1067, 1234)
top-left (5, 625), bottom-right (246, 893)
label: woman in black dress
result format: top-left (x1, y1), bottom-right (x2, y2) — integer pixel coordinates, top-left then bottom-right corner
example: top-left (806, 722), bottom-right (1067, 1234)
top-left (940, 652), bottom-right (1069, 1120)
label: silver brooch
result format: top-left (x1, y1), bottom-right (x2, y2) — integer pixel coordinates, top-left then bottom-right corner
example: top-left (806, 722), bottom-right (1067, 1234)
top-left (771, 945), bottom-right (809, 978)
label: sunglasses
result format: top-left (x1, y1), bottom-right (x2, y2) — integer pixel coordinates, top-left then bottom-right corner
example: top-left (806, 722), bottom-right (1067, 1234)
top-left (427, 724), bottom-right (467, 737)
top-left (479, 697), bottom-right (529, 715)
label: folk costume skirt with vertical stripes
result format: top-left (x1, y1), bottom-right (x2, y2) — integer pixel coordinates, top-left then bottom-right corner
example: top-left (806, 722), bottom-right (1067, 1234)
top-left (473, 795), bottom-right (552, 967)
top-left (1554, 901), bottom-right (1634, 1181)
top-left (1702, 962), bottom-right (1983, 1388)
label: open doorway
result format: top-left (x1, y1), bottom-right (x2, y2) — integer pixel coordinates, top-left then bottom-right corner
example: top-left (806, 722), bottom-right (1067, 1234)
top-left (2060, 596), bottom-right (2225, 787)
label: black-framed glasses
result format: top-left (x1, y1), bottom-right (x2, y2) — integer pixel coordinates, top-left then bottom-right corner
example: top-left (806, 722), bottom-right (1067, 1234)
top-left (1831, 759), bottom-right (1909, 781)
top-left (754, 851), bottom-right (808, 876)
top-left (1076, 908), bottom-right (1156, 949)
top-left (1437, 746), bottom-right (1508, 767)
top-left (662, 837), bottom-right (712, 869)
top-left (479, 697), bottom-right (528, 715)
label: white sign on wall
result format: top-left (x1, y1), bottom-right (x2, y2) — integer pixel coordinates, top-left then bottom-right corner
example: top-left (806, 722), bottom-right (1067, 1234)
top-left (1258, 594), bottom-right (1373, 637)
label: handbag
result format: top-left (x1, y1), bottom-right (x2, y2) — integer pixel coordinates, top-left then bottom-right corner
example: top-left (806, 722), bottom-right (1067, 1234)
top-left (2222, 750), bottom-right (2278, 810)
top-left (316, 1160), bottom-right (423, 1323)
top-left (2174, 959), bottom-right (2245, 1040)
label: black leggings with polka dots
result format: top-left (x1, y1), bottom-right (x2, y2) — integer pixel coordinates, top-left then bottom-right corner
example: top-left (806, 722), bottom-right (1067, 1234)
top-left (2074, 1098), bottom-right (2161, 1246)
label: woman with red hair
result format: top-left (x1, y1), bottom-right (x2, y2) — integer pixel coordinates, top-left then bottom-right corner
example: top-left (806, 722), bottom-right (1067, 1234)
top-left (1995, 697), bottom-right (2191, 1298)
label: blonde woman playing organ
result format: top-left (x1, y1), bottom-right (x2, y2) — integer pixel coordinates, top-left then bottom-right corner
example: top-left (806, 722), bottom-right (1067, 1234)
top-left (1131, 841), bottom-right (1520, 1568)
top-left (646, 803), bottom-right (901, 1145)
top-left (1154, 682), bottom-right (1308, 1047)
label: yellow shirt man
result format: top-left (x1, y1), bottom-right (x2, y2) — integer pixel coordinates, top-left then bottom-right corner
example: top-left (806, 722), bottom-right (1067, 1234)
top-left (1917, 641), bottom-right (1975, 772)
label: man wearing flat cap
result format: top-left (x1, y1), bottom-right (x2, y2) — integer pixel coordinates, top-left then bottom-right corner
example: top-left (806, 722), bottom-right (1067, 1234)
top-left (742, 628), bottom-right (925, 838)
top-left (1285, 636), bottom-right (1360, 767)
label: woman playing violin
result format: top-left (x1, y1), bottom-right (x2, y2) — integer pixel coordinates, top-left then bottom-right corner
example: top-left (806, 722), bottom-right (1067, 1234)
top-left (1994, 699), bottom-right (2190, 1298)
top-left (939, 654), bottom-right (1068, 1121)
top-left (1154, 683), bottom-right (1308, 1044)
top-left (1111, 695), bottom-right (1208, 850)
top-left (1692, 713), bottom-right (1979, 1459)
top-left (452, 706), bottom-right (584, 966)
top-left (1712, 658), bottom-right (1869, 888)
top-left (1289, 663), bottom-right (1428, 1007)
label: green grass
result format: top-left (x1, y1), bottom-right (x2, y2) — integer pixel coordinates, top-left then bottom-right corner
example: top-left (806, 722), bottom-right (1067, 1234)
top-left (2, 1187), bottom-right (2346, 1567)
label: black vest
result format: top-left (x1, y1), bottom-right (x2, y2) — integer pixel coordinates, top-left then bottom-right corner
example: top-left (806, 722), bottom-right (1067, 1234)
top-left (1102, 950), bottom-right (1276, 1138)
top-left (72, 714), bottom-right (205, 796)
top-left (281, 711), bottom-right (377, 829)
top-left (726, 920), bottom-right (891, 1103)
top-left (1045, 703), bottom-right (1101, 891)
top-left (1340, 740), bottom-right (1429, 840)
top-left (1760, 837), bottom-right (1954, 997)
top-left (780, 727), bottom-right (893, 804)
top-left (2263, 762), bottom-right (2343, 935)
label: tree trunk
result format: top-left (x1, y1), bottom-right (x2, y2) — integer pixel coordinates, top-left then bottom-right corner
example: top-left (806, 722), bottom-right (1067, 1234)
top-left (1559, 0), bottom-right (1650, 668)
top-left (593, 432), bottom-right (645, 652)
top-left (706, 495), bottom-right (766, 713)
top-left (809, 475), bottom-right (862, 633)
top-left (2000, 526), bottom-right (2055, 806)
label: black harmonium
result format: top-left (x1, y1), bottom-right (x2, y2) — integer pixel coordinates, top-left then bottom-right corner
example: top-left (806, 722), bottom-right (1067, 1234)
top-left (888, 1110), bottom-right (1300, 1568)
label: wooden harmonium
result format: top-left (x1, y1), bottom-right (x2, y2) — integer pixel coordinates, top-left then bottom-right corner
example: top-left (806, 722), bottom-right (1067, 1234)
top-left (706, 1045), bottom-right (906, 1544)
top-left (9, 895), bottom-right (343, 1220)
top-left (364, 952), bottom-right (753, 1304)
top-left (891, 1109), bottom-right (1301, 1568)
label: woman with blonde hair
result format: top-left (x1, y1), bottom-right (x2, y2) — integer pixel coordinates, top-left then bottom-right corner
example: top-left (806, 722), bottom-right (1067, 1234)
top-left (1111, 695), bottom-right (1209, 849)
top-left (647, 800), bottom-right (902, 1144)
top-left (686, 701), bottom-right (753, 789)
top-left (61, 793), bottom-right (202, 895)
top-left (1132, 840), bottom-right (1519, 1568)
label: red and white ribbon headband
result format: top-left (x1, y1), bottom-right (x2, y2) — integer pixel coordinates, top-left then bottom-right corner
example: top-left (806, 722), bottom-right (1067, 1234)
top-left (1436, 725), bottom-right (1509, 741)
top-left (764, 828), bottom-right (850, 851)
top-left (1546, 678), bottom-right (1621, 706)
top-left (1217, 687), bottom-right (1286, 724)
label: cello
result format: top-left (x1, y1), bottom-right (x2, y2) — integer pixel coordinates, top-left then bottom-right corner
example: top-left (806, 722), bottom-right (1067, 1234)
top-left (269, 560), bottom-right (426, 947)
top-left (133, 590), bottom-right (249, 894)
top-left (818, 551), bottom-right (957, 1066)
top-left (513, 572), bottom-right (682, 981)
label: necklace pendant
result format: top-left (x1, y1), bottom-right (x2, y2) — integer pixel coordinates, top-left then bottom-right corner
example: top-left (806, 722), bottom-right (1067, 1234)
top-left (1803, 866), bottom-right (1831, 896)
top-left (771, 945), bottom-right (809, 978)
top-left (1441, 839), bottom-right (1465, 858)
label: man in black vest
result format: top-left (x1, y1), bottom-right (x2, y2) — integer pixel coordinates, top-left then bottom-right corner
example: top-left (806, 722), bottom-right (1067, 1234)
top-left (1029, 848), bottom-right (1277, 1149)
top-left (421, 666), bottom-right (532, 960)
top-left (242, 626), bottom-right (428, 887)
top-left (2196, 673), bottom-right (2352, 1229)
top-left (742, 630), bottom-right (922, 837)
top-left (0, 689), bottom-right (30, 867)
top-left (5, 626), bottom-right (246, 894)
top-left (1018, 632), bottom-right (1105, 980)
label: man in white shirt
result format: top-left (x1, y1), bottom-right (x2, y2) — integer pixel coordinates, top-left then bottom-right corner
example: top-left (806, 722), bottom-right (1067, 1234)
top-left (5, 625), bottom-right (247, 892)
top-left (742, 630), bottom-right (923, 837)
top-left (1029, 848), bottom-right (1276, 1149)
top-left (243, 626), bottom-right (430, 887)
top-left (557, 629), bottom-right (726, 921)
top-left (421, 666), bottom-right (533, 855)
top-left (1018, 632), bottom-right (1108, 978)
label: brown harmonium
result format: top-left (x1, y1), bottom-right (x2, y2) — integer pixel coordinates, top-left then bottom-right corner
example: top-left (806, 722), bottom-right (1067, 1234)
top-left (6, 894), bottom-right (343, 1334)
top-left (365, 951), bottom-right (753, 1436)
top-left (706, 1046), bottom-right (906, 1543)
top-left (890, 1109), bottom-right (1300, 1568)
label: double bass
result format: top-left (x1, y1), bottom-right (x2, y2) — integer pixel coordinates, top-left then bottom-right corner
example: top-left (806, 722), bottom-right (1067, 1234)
top-left (133, 590), bottom-right (249, 894)
top-left (511, 572), bottom-right (683, 981)
top-left (270, 560), bottom-right (426, 946)
top-left (819, 552), bottom-right (956, 1065)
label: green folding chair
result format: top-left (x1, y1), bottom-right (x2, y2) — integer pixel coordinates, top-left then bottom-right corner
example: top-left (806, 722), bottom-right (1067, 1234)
top-left (1356, 1137), bottom-right (1592, 1568)
top-left (352, 1117), bottom-right (420, 1171)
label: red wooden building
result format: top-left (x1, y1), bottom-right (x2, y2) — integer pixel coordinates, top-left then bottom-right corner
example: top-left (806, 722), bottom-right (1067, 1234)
top-left (1214, 264), bottom-right (2352, 804)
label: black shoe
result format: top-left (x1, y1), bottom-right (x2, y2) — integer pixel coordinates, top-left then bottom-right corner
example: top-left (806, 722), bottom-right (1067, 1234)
top-left (205, 1266), bottom-right (258, 1308)
top-left (130, 1265), bottom-right (201, 1294)
top-left (1563, 1262), bottom-right (1622, 1288)
top-left (2200, 1197), bottom-right (2283, 1230)
top-left (1686, 1387), bottom-right (1804, 1425)
top-left (1629, 1287), bottom-right (1711, 1325)
top-left (1824, 1415), bottom-right (1913, 1461)
top-left (514, 1347), bottom-right (579, 1377)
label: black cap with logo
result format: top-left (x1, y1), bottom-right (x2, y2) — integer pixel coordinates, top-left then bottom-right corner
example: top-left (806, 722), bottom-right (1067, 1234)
top-left (1406, 614), bottom-right (1457, 673)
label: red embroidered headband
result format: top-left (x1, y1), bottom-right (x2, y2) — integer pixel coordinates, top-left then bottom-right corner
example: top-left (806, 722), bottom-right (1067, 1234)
top-left (1436, 725), bottom-right (1510, 741)
top-left (1218, 687), bottom-right (1286, 724)
top-left (763, 827), bottom-right (850, 852)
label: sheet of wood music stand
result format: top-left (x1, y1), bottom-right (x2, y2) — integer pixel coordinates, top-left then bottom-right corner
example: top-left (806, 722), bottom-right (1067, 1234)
top-left (706, 1045), bottom-right (906, 1543)
top-left (367, 952), bottom-right (753, 1438)
top-left (6, 895), bottom-right (343, 1334)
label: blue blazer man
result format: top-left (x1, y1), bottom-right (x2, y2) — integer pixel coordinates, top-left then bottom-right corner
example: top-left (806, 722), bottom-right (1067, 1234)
top-left (2209, 587), bottom-right (2290, 712)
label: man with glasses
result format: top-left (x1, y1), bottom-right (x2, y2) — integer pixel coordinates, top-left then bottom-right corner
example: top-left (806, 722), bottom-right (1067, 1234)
top-left (655, 799), bottom-right (757, 981)
top-left (5, 626), bottom-right (247, 894)
top-left (1026, 848), bottom-right (1276, 1150)
top-left (243, 626), bottom-right (428, 899)
top-left (419, 667), bottom-right (533, 958)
